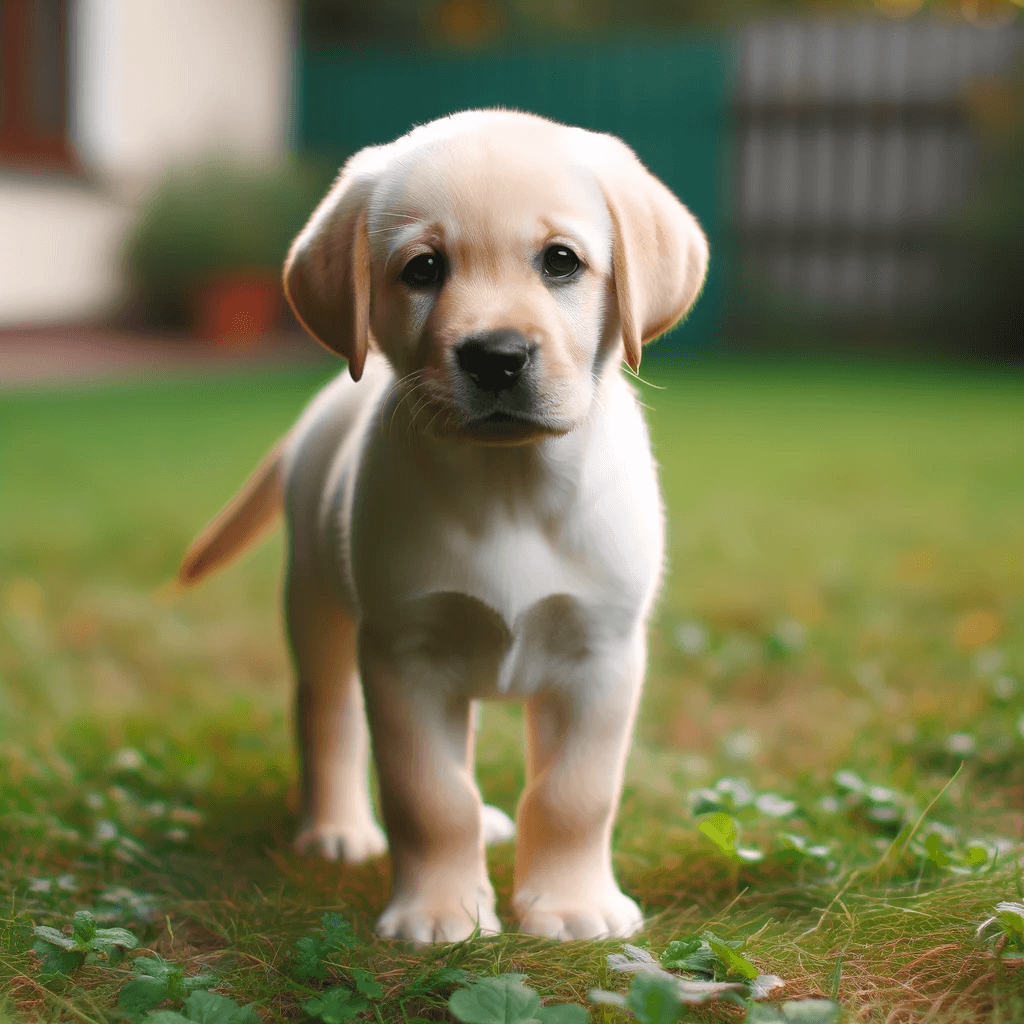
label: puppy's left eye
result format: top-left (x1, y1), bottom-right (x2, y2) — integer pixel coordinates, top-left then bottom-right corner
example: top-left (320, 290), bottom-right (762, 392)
top-left (542, 245), bottom-right (580, 280)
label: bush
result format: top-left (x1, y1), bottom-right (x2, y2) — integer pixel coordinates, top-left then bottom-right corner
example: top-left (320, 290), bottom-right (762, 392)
top-left (123, 159), bottom-right (337, 326)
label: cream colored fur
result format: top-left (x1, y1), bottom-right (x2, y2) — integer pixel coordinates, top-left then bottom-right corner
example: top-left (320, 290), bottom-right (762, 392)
top-left (178, 110), bottom-right (708, 943)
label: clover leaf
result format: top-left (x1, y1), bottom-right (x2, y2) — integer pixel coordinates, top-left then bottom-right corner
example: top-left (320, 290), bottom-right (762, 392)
top-left (303, 985), bottom-right (370, 1023)
top-left (118, 954), bottom-right (218, 1019)
top-left (449, 974), bottom-right (587, 1024)
top-left (32, 910), bottom-right (139, 979)
top-left (145, 990), bottom-right (260, 1024)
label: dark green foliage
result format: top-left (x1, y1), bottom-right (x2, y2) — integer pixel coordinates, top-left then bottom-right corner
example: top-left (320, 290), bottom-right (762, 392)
top-left (660, 933), bottom-right (752, 981)
top-left (119, 955), bottom-right (219, 1019)
top-left (122, 159), bottom-right (335, 328)
top-left (991, 902), bottom-right (1024, 959)
top-left (622, 974), bottom-right (683, 1024)
top-left (32, 910), bottom-right (139, 980)
top-left (449, 975), bottom-right (588, 1024)
top-left (704, 936), bottom-right (758, 980)
top-left (660, 936), bottom-right (717, 975)
top-left (145, 990), bottom-right (260, 1024)
top-left (303, 985), bottom-right (370, 1023)
top-left (401, 966), bottom-right (471, 999)
top-left (291, 913), bottom-right (358, 983)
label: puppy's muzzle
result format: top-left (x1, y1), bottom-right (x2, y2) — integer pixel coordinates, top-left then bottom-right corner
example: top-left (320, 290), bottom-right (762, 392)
top-left (456, 331), bottom-right (534, 395)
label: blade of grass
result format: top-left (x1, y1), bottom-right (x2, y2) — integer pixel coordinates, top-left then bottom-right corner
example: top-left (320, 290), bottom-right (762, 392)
top-left (872, 763), bottom-right (964, 878)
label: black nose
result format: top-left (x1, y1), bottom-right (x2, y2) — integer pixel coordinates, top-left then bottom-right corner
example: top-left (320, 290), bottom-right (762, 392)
top-left (456, 331), bottom-right (532, 393)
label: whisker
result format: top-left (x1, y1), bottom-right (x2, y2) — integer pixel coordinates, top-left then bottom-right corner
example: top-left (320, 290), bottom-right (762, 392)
top-left (379, 370), bottom-right (421, 433)
top-left (621, 363), bottom-right (667, 390)
top-left (389, 380), bottom-right (429, 445)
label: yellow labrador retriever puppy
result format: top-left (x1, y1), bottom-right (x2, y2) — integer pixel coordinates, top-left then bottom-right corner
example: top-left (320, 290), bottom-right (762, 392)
top-left (178, 109), bottom-right (707, 943)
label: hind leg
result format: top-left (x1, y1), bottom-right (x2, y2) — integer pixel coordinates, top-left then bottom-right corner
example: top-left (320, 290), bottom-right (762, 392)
top-left (288, 576), bottom-right (386, 864)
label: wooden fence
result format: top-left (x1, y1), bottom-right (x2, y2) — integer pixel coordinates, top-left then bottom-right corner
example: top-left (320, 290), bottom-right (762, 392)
top-left (726, 17), bottom-right (1024, 343)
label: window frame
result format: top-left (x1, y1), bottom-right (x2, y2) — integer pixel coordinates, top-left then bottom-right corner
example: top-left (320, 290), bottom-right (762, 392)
top-left (0, 0), bottom-right (79, 171)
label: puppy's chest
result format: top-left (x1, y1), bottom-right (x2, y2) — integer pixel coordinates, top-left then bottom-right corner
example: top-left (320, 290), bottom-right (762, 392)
top-left (425, 518), bottom-right (584, 618)
top-left (385, 512), bottom-right (642, 697)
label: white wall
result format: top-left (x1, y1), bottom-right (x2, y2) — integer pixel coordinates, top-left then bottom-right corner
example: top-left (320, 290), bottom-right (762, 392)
top-left (74, 0), bottom-right (294, 192)
top-left (0, 0), bottom-right (294, 327)
top-left (0, 177), bottom-right (131, 325)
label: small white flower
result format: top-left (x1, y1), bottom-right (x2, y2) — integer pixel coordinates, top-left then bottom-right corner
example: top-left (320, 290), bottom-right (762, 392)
top-left (84, 792), bottom-right (105, 810)
top-left (723, 731), bottom-right (760, 760)
top-left (817, 796), bottom-right (840, 814)
top-left (748, 975), bottom-right (785, 999)
top-left (923, 820), bottom-right (955, 843)
top-left (166, 828), bottom-right (189, 843)
top-left (147, 801), bottom-right (167, 817)
top-left (56, 874), bottom-right (78, 891)
top-left (682, 755), bottom-right (710, 778)
top-left (992, 676), bottom-right (1017, 701)
top-left (736, 846), bottom-right (765, 862)
top-left (867, 785), bottom-right (899, 804)
top-left (29, 879), bottom-right (52, 893)
top-left (94, 819), bottom-right (118, 843)
top-left (755, 793), bottom-right (798, 818)
top-left (834, 770), bottom-right (865, 793)
top-left (945, 733), bottom-right (976, 756)
top-left (715, 777), bottom-right (756, 804)
top-left (675, 621), bottom-right (708, 655)
top-left (774, 619), bottom-right (807, 652)
top-left (112, 748), bottom-right (144, 771)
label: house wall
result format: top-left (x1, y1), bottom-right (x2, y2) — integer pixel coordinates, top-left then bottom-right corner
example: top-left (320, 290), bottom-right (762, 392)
top-left (73, 0), bottom-right (293, 194)
top-left (0, 0), bottom-right (294, 328)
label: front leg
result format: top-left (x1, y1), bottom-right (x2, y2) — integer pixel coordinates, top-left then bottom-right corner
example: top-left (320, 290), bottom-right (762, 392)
top-left (360, 627), bottom-right (499, 943)
top-left (513, 633), bottom-right (646, 940)
top-left (287, 578), bottom-right (386, 864)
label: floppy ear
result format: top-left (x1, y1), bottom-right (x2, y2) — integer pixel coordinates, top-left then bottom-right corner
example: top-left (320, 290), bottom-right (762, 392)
top-left (283, 164), bottom-right (374, 382)
top-left (591, 142), bottom-right (709, 371)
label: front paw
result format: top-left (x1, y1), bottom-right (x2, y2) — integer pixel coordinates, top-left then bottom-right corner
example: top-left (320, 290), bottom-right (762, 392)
top-left (294, 819), bottom-right (388, 864)
top-left (513, 883), bottom-right (643, 941)
top-left (376, 887), bottom-right (501, 943)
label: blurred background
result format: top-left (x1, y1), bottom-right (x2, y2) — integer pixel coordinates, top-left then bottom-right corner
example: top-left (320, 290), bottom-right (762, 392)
top-left (1, 0), bottom-right (1023, 383)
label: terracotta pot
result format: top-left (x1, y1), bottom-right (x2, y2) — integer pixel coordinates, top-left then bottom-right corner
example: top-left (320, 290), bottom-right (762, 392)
top-left (195, 272), bottom-right (283, 346)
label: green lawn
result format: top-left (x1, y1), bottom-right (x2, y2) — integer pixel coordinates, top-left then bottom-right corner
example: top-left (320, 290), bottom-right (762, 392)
top-left (2, 360), bottom-right (1023, 1023)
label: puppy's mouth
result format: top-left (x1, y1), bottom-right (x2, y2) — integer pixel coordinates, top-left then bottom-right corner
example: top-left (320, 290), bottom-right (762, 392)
top-left (458, 409), bottom-right (571, 445)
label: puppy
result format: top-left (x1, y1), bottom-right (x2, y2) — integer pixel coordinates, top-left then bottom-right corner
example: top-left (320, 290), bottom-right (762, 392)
top-left (178, 109), bottom-right (708, 943)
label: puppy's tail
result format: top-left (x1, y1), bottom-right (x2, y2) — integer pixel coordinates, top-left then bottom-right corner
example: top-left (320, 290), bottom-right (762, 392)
top-left (176, 440), bottom-right (287, 588)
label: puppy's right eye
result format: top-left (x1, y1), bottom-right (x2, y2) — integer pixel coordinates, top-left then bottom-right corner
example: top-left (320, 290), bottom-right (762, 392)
top-left (400, 253), bottom-right (445, 288)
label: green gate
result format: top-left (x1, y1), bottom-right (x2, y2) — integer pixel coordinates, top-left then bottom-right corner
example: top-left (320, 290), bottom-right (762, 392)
top-left (297, 41), bottom-right (728, 348)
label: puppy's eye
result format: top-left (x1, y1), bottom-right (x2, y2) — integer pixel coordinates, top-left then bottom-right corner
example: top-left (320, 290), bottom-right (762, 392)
top-left (542, 245), bottom-right (580, 280)
top-left (400, 253), bottom-right (445, 288)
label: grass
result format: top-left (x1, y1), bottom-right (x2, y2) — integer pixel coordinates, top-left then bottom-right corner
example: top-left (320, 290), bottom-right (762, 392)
top-left (1, 357), bottom-right (1023, 1023)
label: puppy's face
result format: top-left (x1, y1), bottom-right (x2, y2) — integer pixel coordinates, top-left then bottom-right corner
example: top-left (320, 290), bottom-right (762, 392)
top-left (369, 134), bottom-right (615, 443)
top-left (284, 111), bottom-right (708, 445)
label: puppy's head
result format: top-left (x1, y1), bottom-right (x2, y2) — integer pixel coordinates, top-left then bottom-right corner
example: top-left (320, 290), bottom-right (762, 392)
top-left (284, 110), bottom-right (707, 444)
